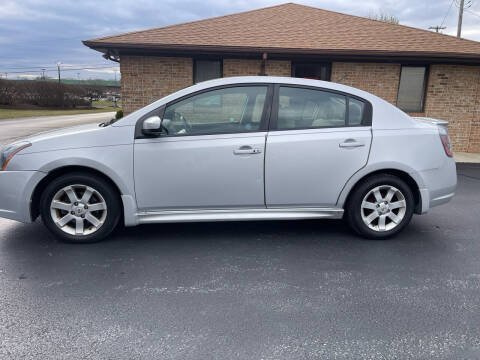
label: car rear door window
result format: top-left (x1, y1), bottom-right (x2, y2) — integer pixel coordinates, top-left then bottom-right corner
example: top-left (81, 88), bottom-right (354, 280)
top-left (277, 87), bottom-right (347, 130)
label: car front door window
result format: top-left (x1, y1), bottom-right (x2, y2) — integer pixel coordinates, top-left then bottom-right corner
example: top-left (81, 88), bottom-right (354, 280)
top-left (162, 86), bottom-right (268, 136)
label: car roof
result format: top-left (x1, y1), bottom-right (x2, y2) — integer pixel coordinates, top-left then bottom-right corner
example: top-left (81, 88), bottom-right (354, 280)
top-left (189, 76), bottom-right (377, 101)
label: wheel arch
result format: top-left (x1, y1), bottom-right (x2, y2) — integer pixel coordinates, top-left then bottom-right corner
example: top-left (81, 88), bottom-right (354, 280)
top-left (30, 165), bottom-right (124, 221)
top-left (338, 167), bottom-right (423, 214)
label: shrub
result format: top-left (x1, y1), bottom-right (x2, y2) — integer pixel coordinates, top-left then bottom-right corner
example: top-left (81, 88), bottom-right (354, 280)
top-left (115, 109), bottom-right (123, 119)
top-left (0, 79), bottom-right (106, 108)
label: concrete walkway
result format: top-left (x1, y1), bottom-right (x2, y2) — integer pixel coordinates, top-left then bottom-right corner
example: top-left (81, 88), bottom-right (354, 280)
top-left (454, 152), bottom-right (480, 163)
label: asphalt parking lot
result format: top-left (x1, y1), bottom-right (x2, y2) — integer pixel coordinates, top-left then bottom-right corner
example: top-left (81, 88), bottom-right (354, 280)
top-left (0, 163), bottom-right (478, 359)
top-left (0, 112), bottom-right (114, 146)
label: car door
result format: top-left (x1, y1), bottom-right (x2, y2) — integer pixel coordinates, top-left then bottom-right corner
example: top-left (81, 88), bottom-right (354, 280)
top-left (134, 84), bottom-right (272, 211)
top-left (265, 85), bottom-right (372, 207)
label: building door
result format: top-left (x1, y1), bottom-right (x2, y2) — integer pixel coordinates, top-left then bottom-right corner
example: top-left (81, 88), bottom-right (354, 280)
top-left (292, 62), bottom-right (331, 81)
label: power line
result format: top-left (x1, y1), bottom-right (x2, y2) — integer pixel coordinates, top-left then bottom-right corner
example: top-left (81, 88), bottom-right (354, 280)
top-left (0, 63), bottom-right (116, 70)
top-left (1, 66), bottom-right (118, 74)
top-left (441, 0), bottom-right (456, 27)
top-left (465, 8), bottom-right (480, 18)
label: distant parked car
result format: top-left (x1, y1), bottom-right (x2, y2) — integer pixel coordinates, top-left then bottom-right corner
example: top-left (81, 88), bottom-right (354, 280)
top-left (0, 77), bottom-right (456, 243)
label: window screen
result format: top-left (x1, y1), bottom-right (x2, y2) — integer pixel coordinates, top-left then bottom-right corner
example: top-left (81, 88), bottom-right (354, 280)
top-left (397, 66), bottom-right (427, 112)
top-left (194, 60), bottom-right (221, 84)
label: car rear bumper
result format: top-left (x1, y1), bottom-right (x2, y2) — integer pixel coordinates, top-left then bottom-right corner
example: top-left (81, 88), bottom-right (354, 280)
top-left (417, 157), bottom-right (457, 213)
top-left (0, 171), bottom-right (45, 223)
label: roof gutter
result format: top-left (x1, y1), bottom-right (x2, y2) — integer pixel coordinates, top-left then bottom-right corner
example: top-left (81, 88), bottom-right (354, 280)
top-left (82, 41), bottom-right (480, 64)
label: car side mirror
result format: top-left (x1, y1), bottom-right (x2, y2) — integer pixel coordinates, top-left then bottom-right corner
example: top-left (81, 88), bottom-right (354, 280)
top-left (142, 116), bottom-right (162, 137)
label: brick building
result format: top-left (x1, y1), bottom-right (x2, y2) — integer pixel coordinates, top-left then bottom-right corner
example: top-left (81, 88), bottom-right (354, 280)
top-left (84, 3), bottom-right (480, 152)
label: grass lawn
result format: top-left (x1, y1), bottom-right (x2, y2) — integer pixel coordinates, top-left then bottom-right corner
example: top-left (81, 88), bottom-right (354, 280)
top-left (0, 100), bottom-right (121, 119)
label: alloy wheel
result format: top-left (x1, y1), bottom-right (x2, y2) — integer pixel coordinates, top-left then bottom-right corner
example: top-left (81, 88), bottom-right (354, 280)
top-left (49, 184), bottom-right (108, 236)
top-left (360, 185), bottom-right (407, 232)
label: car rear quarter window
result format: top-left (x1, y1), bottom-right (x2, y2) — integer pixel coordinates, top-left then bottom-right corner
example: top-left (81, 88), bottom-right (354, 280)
top-left (348, 98), bottom-right (365, 126)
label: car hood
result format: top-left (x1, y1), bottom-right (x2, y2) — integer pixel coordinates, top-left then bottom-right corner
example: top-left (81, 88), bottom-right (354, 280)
top-left (14, 123), bottom-right (134, 154)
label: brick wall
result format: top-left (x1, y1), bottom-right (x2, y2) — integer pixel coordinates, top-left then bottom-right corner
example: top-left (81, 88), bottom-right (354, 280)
top-left (121, 56), bottom-right (290, 114)
top-left (331, 62), bottom-right (480, 152)
top-left (120, 56), bottom-right (192, 114)
top-left (120, 56), bottom-right (480, 152)
top-left (423, 65), bottom-right (480, 153)
top-left (331, 62), bottom-right (401, 105)
top-left (223, 59), bottom-right (291, 77)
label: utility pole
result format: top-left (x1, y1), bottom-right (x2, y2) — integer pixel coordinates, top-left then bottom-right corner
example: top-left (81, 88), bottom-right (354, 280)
top-left (457, 0), bottom-right (464, 38)
top-left (429, 25), bottom-right (446, 33)
top-left (56, 61), bottom-right (61, 83)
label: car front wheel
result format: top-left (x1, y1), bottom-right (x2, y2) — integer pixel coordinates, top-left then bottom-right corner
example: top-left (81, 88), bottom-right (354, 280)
top-left (40, 172), bottom-right (121, 243)
top-left (346, 174), bottom-right (415, 239)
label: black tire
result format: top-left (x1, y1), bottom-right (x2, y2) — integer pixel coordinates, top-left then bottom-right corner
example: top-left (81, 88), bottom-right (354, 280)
top-left (345, 174), bottom-right (415, 240)
top-left (40, 172), bottom-right (121, 243)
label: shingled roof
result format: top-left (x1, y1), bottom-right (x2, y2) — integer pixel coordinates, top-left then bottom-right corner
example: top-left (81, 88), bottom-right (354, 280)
top-left (83, 3), bottom-right (480, 62)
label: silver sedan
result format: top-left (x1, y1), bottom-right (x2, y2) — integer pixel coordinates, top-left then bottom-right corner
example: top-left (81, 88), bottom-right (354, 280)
top-left (0, 76), bottom-right (457, 243)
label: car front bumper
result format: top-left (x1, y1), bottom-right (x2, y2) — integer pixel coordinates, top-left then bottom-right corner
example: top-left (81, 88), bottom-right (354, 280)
top-left (0, 170), bottom-right (45, 223)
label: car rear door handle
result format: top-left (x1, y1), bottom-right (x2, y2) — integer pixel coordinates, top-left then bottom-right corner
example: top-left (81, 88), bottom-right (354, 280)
top-left (233, 146), bottom-right (262, 155)
top-left (339, 139), bottom-right (366, 148)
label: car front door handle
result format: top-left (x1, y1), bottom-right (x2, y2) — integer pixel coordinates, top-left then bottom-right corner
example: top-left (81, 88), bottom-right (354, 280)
top-left (233, 146), bottom-right (262, 155)
top-left (339, 139), bottom-right (366, 148)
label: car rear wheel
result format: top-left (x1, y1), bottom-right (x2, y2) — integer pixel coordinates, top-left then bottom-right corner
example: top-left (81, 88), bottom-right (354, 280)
top-left (346, 174), bottom-right (414, 239)
top-left (40, 173), bottom-right (121, 243)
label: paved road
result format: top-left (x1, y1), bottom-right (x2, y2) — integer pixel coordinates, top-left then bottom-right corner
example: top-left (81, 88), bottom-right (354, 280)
top-left (0, 112), bottom-right (115, 145)
top-left (0, 164), bottom-right (479, 359)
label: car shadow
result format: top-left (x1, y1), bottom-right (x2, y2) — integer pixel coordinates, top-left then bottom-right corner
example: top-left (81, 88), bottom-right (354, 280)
top-left (1, 216), bottom-right (451, 276)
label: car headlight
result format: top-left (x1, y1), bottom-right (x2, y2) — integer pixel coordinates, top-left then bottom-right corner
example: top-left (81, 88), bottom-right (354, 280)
top-left (0, 141), bottom-right (31, 171)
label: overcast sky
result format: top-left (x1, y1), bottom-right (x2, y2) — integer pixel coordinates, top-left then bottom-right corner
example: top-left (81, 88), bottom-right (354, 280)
top-left (1, 0), bottom-right (479, 80)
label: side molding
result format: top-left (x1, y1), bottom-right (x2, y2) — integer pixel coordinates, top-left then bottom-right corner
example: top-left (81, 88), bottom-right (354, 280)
top-left (136, 207), bottom-right (344, 224)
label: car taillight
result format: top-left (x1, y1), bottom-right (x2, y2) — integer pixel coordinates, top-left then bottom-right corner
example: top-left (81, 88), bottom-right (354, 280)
top-left (438, 126), bottom-right (453, 157)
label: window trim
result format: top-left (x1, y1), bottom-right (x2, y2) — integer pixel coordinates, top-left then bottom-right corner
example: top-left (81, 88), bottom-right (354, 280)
top-left (396, 64), bottom-right (429, 113)
top-left (268, 84), bottom-right (373, 132)
top-left (193, 58), bottom-right (223, 84)
top-left (135, 83), bottom-right (274, 139)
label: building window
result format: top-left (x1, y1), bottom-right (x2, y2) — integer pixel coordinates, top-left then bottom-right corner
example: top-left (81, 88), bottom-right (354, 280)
top-left (194, 60), bottom-right (222, 84)
top-left (292, 62), bottom-right (331, 81)
top-left (397, 66), bottom-right (427, 112)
